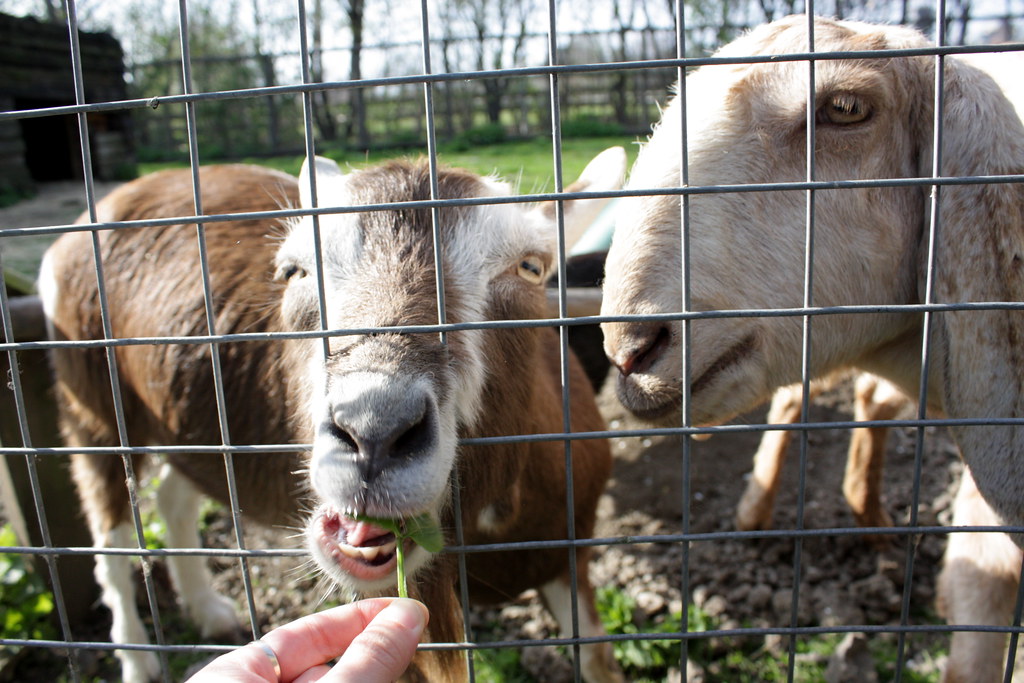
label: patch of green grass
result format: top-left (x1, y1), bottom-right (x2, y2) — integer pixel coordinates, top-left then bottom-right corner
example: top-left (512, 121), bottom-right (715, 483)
top-left (705, 630), bottom-right (947, 682)
top-left (594, 587), bottom-right (948, 683)
top-left (561, 116), bottom-right (627, 138)
top-left (0, 184), bottom-right (35, 209)
top-left (0, 523), bottom-right (56, 670)
top-left (441, 136), bottom-right (638, 195)
top-left (596, 586), bottom-right (712, 681)
top-left (713, 634), bottom-right (838, 682)
top-left (871, 632), bottom-right (946, 682)
top-left (138, 136), bottom-right (639, 199)
top-left (472, 645), bottom-right (533, 683)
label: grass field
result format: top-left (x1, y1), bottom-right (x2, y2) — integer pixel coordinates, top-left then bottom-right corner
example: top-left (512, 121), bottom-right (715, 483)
top-left (139, 136), bottom-right (641, 196)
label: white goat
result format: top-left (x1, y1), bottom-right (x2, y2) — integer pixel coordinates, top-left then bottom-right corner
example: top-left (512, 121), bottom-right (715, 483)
top-left (41, 150), bottom-right (627, 682)
top-left (600, 15), bottom-right (1024, 682)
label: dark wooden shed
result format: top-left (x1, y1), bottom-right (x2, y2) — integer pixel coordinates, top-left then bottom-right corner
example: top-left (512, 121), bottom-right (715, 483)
top-left (0, 12), bottom-right (134, 199)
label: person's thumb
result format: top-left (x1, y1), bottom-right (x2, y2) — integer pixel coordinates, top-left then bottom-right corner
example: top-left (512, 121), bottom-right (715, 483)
top-left (329, 598), bottom-right (428, 682)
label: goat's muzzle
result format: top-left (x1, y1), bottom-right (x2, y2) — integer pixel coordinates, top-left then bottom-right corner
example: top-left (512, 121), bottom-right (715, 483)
top-left (309, 372), bottom-right (450, 518)
top-left (324, 390), bottom-right (437, 484)
top-left (606, 321), bottom-right (672, 377)
top-left (307, 373), bottom-right (448, 592)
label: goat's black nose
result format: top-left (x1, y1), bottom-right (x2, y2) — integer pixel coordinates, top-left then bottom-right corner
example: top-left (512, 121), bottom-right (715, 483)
top-left (324, 388), bottom-right (437, 484)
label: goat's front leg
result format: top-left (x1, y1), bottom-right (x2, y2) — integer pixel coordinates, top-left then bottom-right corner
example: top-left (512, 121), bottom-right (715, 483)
top-left (844, 374), bottom-right (900, 538)
top-left (735, 384), bottom-right (807, 531)
top-left (155, 463), bottom-right (241, 639)
top-left (71, 451), bottom-right (162, 682)
top-left (540, 555), bottom-right (623, 683)
top-left (938, 467), bottom-right (1023, 683)
top-left (91, 522), bottom-right (162, 683)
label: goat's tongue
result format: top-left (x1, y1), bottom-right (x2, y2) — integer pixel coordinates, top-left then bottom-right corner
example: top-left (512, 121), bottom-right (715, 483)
top-left (338, 515), bottom-right (392, 547)
top-left (316, 510), bottom-right (399, 575)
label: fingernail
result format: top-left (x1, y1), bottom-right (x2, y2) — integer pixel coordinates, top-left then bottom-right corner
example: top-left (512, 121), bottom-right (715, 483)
top-left (384, 599), bottom-right (428, 632)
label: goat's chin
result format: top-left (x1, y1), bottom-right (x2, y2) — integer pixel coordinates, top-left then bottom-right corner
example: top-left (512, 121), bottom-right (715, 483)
top-left (306, 505), bottom-right (435, 595)
top-left (615, 345), bottom-right (765, 427)
top-left (615, 373), bottom-right (684, 424)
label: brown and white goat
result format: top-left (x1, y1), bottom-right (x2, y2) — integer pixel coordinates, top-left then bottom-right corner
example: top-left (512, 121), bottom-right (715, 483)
top-left (600, 15), bottom-right (1024, 681)
top-left (41, 151), bottom-right (626, 682)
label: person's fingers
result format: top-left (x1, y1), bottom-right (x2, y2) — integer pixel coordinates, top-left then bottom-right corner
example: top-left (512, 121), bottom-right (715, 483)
top-left (325, 598), bottom-right (429, 683)
top-left (185, 641), bottom-right (276, 682)
top-left (264, 598), bottom-right (407, 681)
top-left (186, 598), bottom-right (417, 682)
top-left (291, 664), bottom-right (331, 683)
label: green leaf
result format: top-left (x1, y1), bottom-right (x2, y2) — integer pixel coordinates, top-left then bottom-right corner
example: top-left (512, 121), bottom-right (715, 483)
top-left (402, 514), bottom-right (444, 553)
top-left (353, 513), bottom-right (444, 598)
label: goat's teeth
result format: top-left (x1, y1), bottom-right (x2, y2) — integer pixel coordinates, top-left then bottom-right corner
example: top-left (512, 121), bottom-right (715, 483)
top-left (337, 540), bottom-right (397, 563)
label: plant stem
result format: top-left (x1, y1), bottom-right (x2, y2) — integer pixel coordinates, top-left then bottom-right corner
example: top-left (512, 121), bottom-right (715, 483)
top-left (396, 540), bottom-right (408, 598)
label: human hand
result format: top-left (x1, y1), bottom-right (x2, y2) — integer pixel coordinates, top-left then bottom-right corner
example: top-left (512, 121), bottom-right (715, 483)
top-left (188, 597), bottom-right (429, 683)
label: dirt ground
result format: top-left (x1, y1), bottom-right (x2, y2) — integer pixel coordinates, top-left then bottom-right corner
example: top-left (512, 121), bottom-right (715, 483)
top-left (3, 182), bottom-right (1023, 681)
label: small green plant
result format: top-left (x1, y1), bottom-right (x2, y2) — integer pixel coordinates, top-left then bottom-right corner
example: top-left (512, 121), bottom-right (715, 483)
top-left (472, 645), bottom-right (532, 682)
top-left (561, 116), bottom-right (625, 139)
top-left (353, 514), bottom-right (443, 598)
top-left (0, 524), bottom-right (56, 663)
top-left (0, 184), bottom-right (35, 209)
top-left (458, 122), bottom-right (508, 146)
top-left (113, 162), bottom-right (139, 181)
top-left (596, 585), bottom-right (710, 679)
top-left (871, 633), bottom-right (946, 683)
top-left (389, 129), bottom-right (425, 149)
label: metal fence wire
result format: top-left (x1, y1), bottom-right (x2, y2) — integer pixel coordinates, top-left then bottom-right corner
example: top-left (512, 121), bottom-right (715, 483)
top-left (2, 0), bottom-right (1024, 681)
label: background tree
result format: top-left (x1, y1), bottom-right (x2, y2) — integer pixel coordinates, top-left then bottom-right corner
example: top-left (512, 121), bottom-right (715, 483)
top-left (610, 0), bottom-right (636, 127)
top-left (251, 0), bottom-right (280, 151)
top-left (2, 0), bottom-right (1015, 159)
top-left (309, 0), bottom-right (339, 142)
top-left (341, 0), bottom-right (369, 151)
top-left (458, 0), bottom-right (536, 126)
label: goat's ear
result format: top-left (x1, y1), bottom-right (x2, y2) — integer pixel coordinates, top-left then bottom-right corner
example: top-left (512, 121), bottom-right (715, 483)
top-left (923, 55), bottom-right (1024, 537)
top-left (537, 146), bottom-right (626, 250)
top-left (298, 156), bottom-right (346, 209)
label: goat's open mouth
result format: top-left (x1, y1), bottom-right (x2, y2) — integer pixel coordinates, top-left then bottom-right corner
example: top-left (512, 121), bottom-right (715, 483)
top-left (312, 508), bottom-right (409, 582)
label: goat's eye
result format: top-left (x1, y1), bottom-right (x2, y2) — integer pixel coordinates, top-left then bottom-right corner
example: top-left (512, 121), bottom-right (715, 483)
top-left (517, 255), bottom-right (545, 284)
top-left (817, 93), bottom-right (871, 126)
top-left (275, 263), bottom-right (307, 282)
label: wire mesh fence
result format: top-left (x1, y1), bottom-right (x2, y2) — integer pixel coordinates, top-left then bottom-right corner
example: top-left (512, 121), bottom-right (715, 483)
top-left (2, 0), bottom-right (1024, 681)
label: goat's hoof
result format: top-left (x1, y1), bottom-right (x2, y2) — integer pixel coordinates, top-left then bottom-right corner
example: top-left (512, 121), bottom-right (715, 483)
top-left (191, 593), bottom-right (241, 640)
top-left (735, 494), bottom-right (773, 531)
top-left (120, 650), bottom-right (161, 683)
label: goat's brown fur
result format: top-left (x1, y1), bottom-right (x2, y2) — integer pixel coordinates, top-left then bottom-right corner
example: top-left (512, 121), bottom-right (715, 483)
top-left (46, 162), bottom-right (618, 682)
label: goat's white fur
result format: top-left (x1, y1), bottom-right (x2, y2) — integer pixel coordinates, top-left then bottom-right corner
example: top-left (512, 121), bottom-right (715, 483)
top-left (155, 465), bottom-right (239, 636)
top-left (95, 523), bottom-right (158, 682)
top-left (600, 15), bottom-right (1024, 681)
